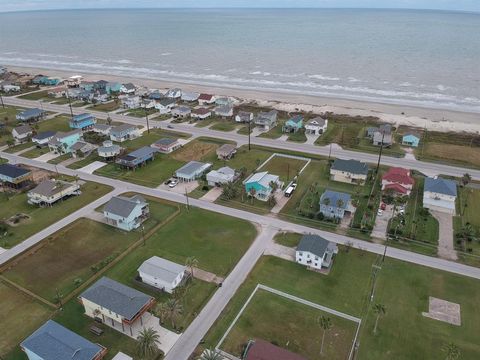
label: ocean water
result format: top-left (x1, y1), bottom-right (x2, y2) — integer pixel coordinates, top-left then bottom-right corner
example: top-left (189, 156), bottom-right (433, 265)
top-left (0, 8), bottom-right (479, 112)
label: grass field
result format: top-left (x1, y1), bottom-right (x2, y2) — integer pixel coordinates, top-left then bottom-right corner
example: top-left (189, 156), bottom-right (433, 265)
top-left (125, 107), bottom-right (157, 117)
top-left (205, 250), bottom-right (480, 360)
top-left (47, 153), bottom-right (72, 164)
top-left (0, 181), bottom-right (111, 248)
top-left (87, 101), bottom-right (121, 112)
top-left (18, 90), bottom-right (50, 101)
top-left (259, 155), bottom-right (308, 183)
top-left (220, 288), bottom-right (358, 359)
top-left (1, 219), bottom-right (140, 302)
top-left (0, 281), bottom-right (51, 357)
top-left (21, 146), bottom-right (50, 159)
top-left (210, 121), bottom-right (239, 132)
top-left (3, 142), bottom-right (34, 154)
top-left (171, 140), bottom-right (218, 162)
top-left (0, 106), bottom-right (26, 145)
top-left (274, 232), bottom-right (302, 247)
top-left (287, 129), bottom-right (307, 143)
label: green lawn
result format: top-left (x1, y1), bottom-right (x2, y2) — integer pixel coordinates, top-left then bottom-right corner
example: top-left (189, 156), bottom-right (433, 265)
top-left (287, 129), bottom-right (307, 143)
top-left (274, 232), bottom-right (302, 247)
top-left (0, 106), bottom-right (26, 145)
top-left (3, 142), bottom-right (34, 154)
top-left (205, 250), bottom-right (480, 359)
top-left (38, 115), bottom-right (71, 132)
top-left (220, 288), bottom-right (358, 359)
top-left (0, 180), bottom-right (111, 248)
top-left (0, 281), bottom-right (52, 357)
top-left (210, 121), bottom-right (239, 132)
top-left (50, 97), bottom-right (72, 105)
top-left (67, 153), bottom-right (102, 169)
top-left (21, 146), bottom-right (50, 159)
top-left (18, 90), bottom-right (50, 101)
top-left (257, 124), bottom-right (284, 139)
top-left (259, 155), bottom-right (308, 183)
top-left (125, 107), bottom-right (157, 117)
top-left (47, 153), bottom-right (72, 164)
top-left (87, 101), bottom-right (121, 112)
top-left (237, 125), bottom-right (253, 135)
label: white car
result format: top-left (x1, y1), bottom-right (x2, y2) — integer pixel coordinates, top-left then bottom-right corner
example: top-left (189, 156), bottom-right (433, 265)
top-left (168, 179), bottom-right (179, 188)
top-left (377, 209), bottom-right (383, 216)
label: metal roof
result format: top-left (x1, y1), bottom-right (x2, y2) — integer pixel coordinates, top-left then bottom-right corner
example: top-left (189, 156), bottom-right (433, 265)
top-left (104, 195), bottom-right (147, 218)
top-left (13, 124), bottom-right (32, 135)
top-left (176, 161), bottom-right (211, 176)
top-left (154, 138), bottom-right (178, 146)
top-left (32, 130), bottom-right (56, 141)
top-left (424, 177), bottom-right (457, 197)
top-left (320, 190), bottom-right (351, 209)
top-left (17, 108), bottom-right (44, 119)
top-left (331, 159), bottom-right (369, 175)
top-left (21, 320), bottom-right (103, 360)
top-left (80, 277), bottom-right (153, 321)
top-left (138, 256), bottom-right (186, 283)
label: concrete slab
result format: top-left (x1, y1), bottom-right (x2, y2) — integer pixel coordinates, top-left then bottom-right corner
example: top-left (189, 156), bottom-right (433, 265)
top-left (34, 152), bottom-right (61, 162)
top-left (158, 180), bottom-right (199, 194)
top-left (200, 187), bottom-right (223, 202)
top-left (271, 191), bottom-right (290, 214)
top-left (264, 242), bottom-right (296, 262)
top-left (371, 204), bottom-right (394, 240)
top-left (305, 134), bottom-right (321, 145)
top-left (432, 210), bottom-right (458, 261)
top-left (78, 161), bottom-right (107, 174)
top-left (422, 296), bottom-right (461, 326)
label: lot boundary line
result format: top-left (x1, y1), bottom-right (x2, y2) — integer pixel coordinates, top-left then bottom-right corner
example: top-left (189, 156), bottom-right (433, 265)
top-left (257, 152), bottom-right (311, 175)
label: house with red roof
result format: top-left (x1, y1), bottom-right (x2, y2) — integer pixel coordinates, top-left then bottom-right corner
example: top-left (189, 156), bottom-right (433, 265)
top-left (244, 339), bottom-right (306, 360)
top-left (198, 93), bottom-right (215, 105)
top-left (381, 167), bottom-right (414, 196)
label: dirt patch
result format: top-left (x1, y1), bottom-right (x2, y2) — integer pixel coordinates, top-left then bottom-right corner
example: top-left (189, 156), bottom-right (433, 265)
top-left (425, 144), bottom-right (480, 167)
top-left (171, 140), bottom-right (218, 162)
top-left (422, 296), bottom-right (461, 326)
top-left (5, 213), bottom-right (31, 227)
top-left (22, 165), bottom-right (53, 183)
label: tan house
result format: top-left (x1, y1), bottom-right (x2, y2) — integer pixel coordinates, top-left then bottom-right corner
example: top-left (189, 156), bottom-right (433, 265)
top-left (27, 179), bottom-right (81, 206)
top-left (216, 143), bottom-right (237, 160)
top-left (330, 159), bottom-right (369, 185)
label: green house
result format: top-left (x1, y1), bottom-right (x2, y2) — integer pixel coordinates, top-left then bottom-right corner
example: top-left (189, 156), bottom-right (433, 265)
top-left (282, 115), bottom-right (304, 133)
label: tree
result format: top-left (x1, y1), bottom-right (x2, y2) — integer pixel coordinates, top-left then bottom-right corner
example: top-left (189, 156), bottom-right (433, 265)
top-left (318, 316), bottom-right (332, 356)
top-left (461, 173), bottom-right (471, 187)
top-left (157, 299), bottom-right (183, 329)
top-left (249, 188), bottom-right (256, 204)
top-left (269, 180), bottom-right (279, 193)
top-left (268, 194), bottom-right (277, 207)
top-left (199, 348), bottom-right (223, 360)
top-left (185, 256), bottom-right (198, 278)
top-left (106, 114), bottom-right (112, 125)
top-left (136, 327), bottom-right (160, 359)
top-left (456, 223), bottom-right (476, 252)
top-left (6, 138), bottom-right (14, 148)
top-left (336, 199), bottom-right (345, 208)
top-left (442, 342), bottom-right (460, 360)
top-left (373, 303), bottom-right (386, 335)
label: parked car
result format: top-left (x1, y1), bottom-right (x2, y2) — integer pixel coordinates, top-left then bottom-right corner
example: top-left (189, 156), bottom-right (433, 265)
top-left (168, 179), bottom-right (179, 188)
top-left (167, 125), bottom-right (174, 129)
top-left (380, 202), bottom-right (387, 210)
top-left (164, 179), bottom-right (172, 185)
top-left (377, 209), bottom-right (383, 216)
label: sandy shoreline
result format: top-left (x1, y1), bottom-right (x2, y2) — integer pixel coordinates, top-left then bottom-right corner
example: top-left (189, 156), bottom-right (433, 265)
top-left (7, 65), bottom-right (480, 134)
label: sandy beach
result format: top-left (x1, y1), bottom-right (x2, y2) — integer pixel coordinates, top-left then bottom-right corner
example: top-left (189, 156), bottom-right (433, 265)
top-left (8, 65), bottom-right (480, 134)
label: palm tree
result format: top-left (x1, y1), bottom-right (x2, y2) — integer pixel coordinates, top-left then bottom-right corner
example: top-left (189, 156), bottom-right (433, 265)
top-left (336, 199), bottom-right (345, 208)
top-left (442, 342), bottom-right (460, 360)
top-left (185, 256), bottom-right (199, 278)
top-left (249, 188), bottom-right (256, 204)
top-left (136, 327), bottom-right (160, 359)
top-left (461, 173), bottom-right (471, 187)
top-left (199, 348), bottom-right (223, 360)
top-left (159, 299), bottom-right (183, 329)
top-left (318, 316), bottom-right (332, 356)
top-left (322, 197), bottom-right (331, 206)
top-left (373, 303), bottom-right (386, 335)
top-left (269, 180), bottom-right (279, 193)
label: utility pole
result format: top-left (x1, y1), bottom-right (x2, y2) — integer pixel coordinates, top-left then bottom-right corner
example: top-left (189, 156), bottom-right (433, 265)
top-left (185, 187), bottom-right (190, 210)
top-left (65, 85), bottom-right (74, 121)
top-left (375, 131), bottom-right (385, 174)
top-left (141, 225), bottom-right (146, 246)
top-left (0, 92), bottom-right (4, 109)
top-left (144, 107), bottom-right (150, 134)
top-left (248, 119), bottom-right (251, 151)
top-left (328, 143), bottom-right (332, 160)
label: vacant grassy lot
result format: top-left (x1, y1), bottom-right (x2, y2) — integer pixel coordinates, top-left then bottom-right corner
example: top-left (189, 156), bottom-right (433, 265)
top-left (220, 289), bottom-right (358, 359)
top-left (3, 141), bottom-right (35, 154)
top-left (171, 139), bottom-right (218, 162)
top-left (210, 121), bottom-right (239, 132)
top-left (0, 181), bottom-right (111, 248)
top-left (0, 106), bottom-right (26, 145)
top-left (1, 219), bottom-right (140, 302)
top-left (21, 146), bottom-right (50, 159)
top-left (274, 232), bottom-right (302, 247)
top-left (125, 107), bottom-right (157, 117)
top-left (259, 155), bottom-right (308, 183)
top-left (18, 90), bottom-right (50, 101)
top-left (287, 129), bottom-right (307, 143)
top-left (87, 101), bottom-right (121, 112)
top-left (0, 281), bottom-right (51, 357)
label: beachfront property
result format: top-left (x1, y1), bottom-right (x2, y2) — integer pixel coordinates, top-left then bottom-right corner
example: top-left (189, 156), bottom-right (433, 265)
top-left (330, 159), bottom-right (369, 185)
top-left (244, 339), bottom-right (306, 360)
top-left (216, 143), bottom-right (237, 160)
top-left (206, 166), bottom-right (236, 186)
top-left (165, 88), bottom-right (182, 99)
top-left (191, 108), bottom-right (212, 120)
top-left (115, 146), bottom-right (157, 169)
top-left (214, 104), bottom-right (234, 118)
top-left (181, 91), bottom-right (200, 102)
top-left (141, 98), bottom-right (156, 109)
top-left (296, 234), bottom-right (339, 270)
top-left (80, 81), bottom-right (95, 92)
top-left (20, 320), bottom-right (107, 360)
top-left (367, 124), bottom-right (393, 146)
top-left (282, 115), bottom-right (304, 133)
top-left (92, 124), bottom-right (113, 136)
top-left (155, 98), bottom-right (176, 114)
top-left (172, 105), bottom-right (191, 118)
top-left (319, 190), bottom-right (354, 220)
top-left (109, 124), bottom-right (140, 142)
top-left (79, 277), bottom-right (155, 336)
top-left (423, 177), bottom-right (457, 215)
top-left (198, 93), bottom-right (215, 105)
top-left (48, 130), bottom-right (83, 154)
top-left (32, 131), bottom-right (56, 147)
top-left (32, 75), bottom-right (61, 86)
top-left (47, 87), bottom-right (66, 98)
top-left (0, 164), bottom-right (32, 189)
top-left (120, 83), bottom-right (136, 94)
top-left (104, 194), bottom-right (149, 231)
top-left (105, 82), bottom-right (123, 94)
top-left (137, 256), bottom-right (187, 293)
top-left (151, 137), bottom-right (181, 153)
top-left (402, 134), bottom-right (421, 147)
top-left (175, 161), bottom-right (212, 182)
top-left (16, 108), bottom-right (46, 122)
top-left (255, 110), bottom-right (278, 131)
top-left (148, 90), bottom-right (163, 100)
top-left (1, 83), bottom-right (21, 93)
top-left (244, 171), bottom-right (282, 201)
top-left (122, 94), bottom-right (141, 109)
top-left (65, 75), bottom-right (83, 87)
top-left (98, 140), bottom-right (123, 160)
top-left (12, 124), bottom-right (33, 143)
top-left (305, 116), bottom-right (328, 135)
top-left (381, 167), bottom-right (415, 196)
top-left (27, 179), bottom-right (81, 206)
top-left (93, 89), bottom-right (109, 103)
top-left (71, 141), bottom-right (97, 158)
top-left (69, 113), bottom-right (96, 130)
top-left (235, 110), bottom-right (254, 123)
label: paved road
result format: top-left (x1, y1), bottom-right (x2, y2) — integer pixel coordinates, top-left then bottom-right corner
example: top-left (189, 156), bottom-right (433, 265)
top-left (5, 96), bottom-right (480, 181)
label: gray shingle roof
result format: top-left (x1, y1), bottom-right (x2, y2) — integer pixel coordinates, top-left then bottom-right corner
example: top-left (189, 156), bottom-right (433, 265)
top-left (13, 124), bottom-right (32, 135)
top-left (21, 320), bottom-right (103, 360)
top-left (424, 177), bottom-right (457, 197)
top-left (176, 161), bottom-right (211, 176)
top-left (32, 130), bottom-right (56, 141)
top-left (30, 179), bottom-right (76, 197)
top-left (110, 124), bottom-right (137, 136)
top-left (128, 146), bottom-right (157, 159)
top-left (104, 195), bottom-right (147, 218)
top-left (80, 277), bottom-right (153, 321)
top-left (138, 256), bottom-right (186, 283)
top-left (297, 234), bottom-right (330, 258)
top-left (331, 159), bottom-right (369, 175)
top-left (154, 138), bottom-right (178, 146)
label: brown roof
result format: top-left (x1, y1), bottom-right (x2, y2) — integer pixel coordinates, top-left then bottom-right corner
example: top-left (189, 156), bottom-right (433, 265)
top-left (245, 340), bottom-right (306, 360)
top-left (192, 108), bottom-right (211, 115)
top-left (198, 93), bottom-right (214, 101)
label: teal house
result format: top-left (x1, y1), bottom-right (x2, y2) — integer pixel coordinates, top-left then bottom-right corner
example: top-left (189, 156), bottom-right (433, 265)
top-left (282, 115), bottom-right (304, 133)
top-left (244, 171), bottom-right (282, 201)
top-left (70, 113), bottom-right (96, 130)
top-left (48, 130), bottom-right (82, 154)
top-left (106, 82), bottom-right (123, 94)
top-left (402, 134), bottom-right (420, 147)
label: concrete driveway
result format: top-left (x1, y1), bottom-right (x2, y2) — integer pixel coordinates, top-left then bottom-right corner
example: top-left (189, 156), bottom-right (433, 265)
top-left (200, 187), bottom-right (223, 202)
top-left (78, 161), bottom-right (107, 174)
top-left (35, 152), bottom-right (61, 162)
top-left (371, 205), bottom-right (394, 240)
top-left (158, 180), bottom-right (199, 194)
top-left (271, 191), bottom-right (290, 214)
top-left (431, 210), bottom-right (458, 261)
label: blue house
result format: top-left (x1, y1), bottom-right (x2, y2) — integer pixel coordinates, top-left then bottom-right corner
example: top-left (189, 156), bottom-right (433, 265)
top-left (402, 134), bottom-right (420, 147)
top-left (105, 82), bottom-right (123, 94)
top-left (319, 190), bottom-right (353, 219)
top-left (21, 320), bottom-right (107, 360)
top-left (116, 146), bottom-right (157, 169)
top-left (80, 82), bottom-right (95, 92)
top-left (244, 171), bottom-right (282, 201)
top-left (48, 130), bottom-right (83, 154)
top-left (282, 115), bottom-right (304, 133)
top-left (0, 164), bottom-right (32, 188)
top-left (70, 113), bottom-right (96, 130)
top-left (32, 76), bottom-right (60, 86)
top-left (104, 195), bottom-right (149, 231)
top-left (16, 108), bottom-right (46, 122)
